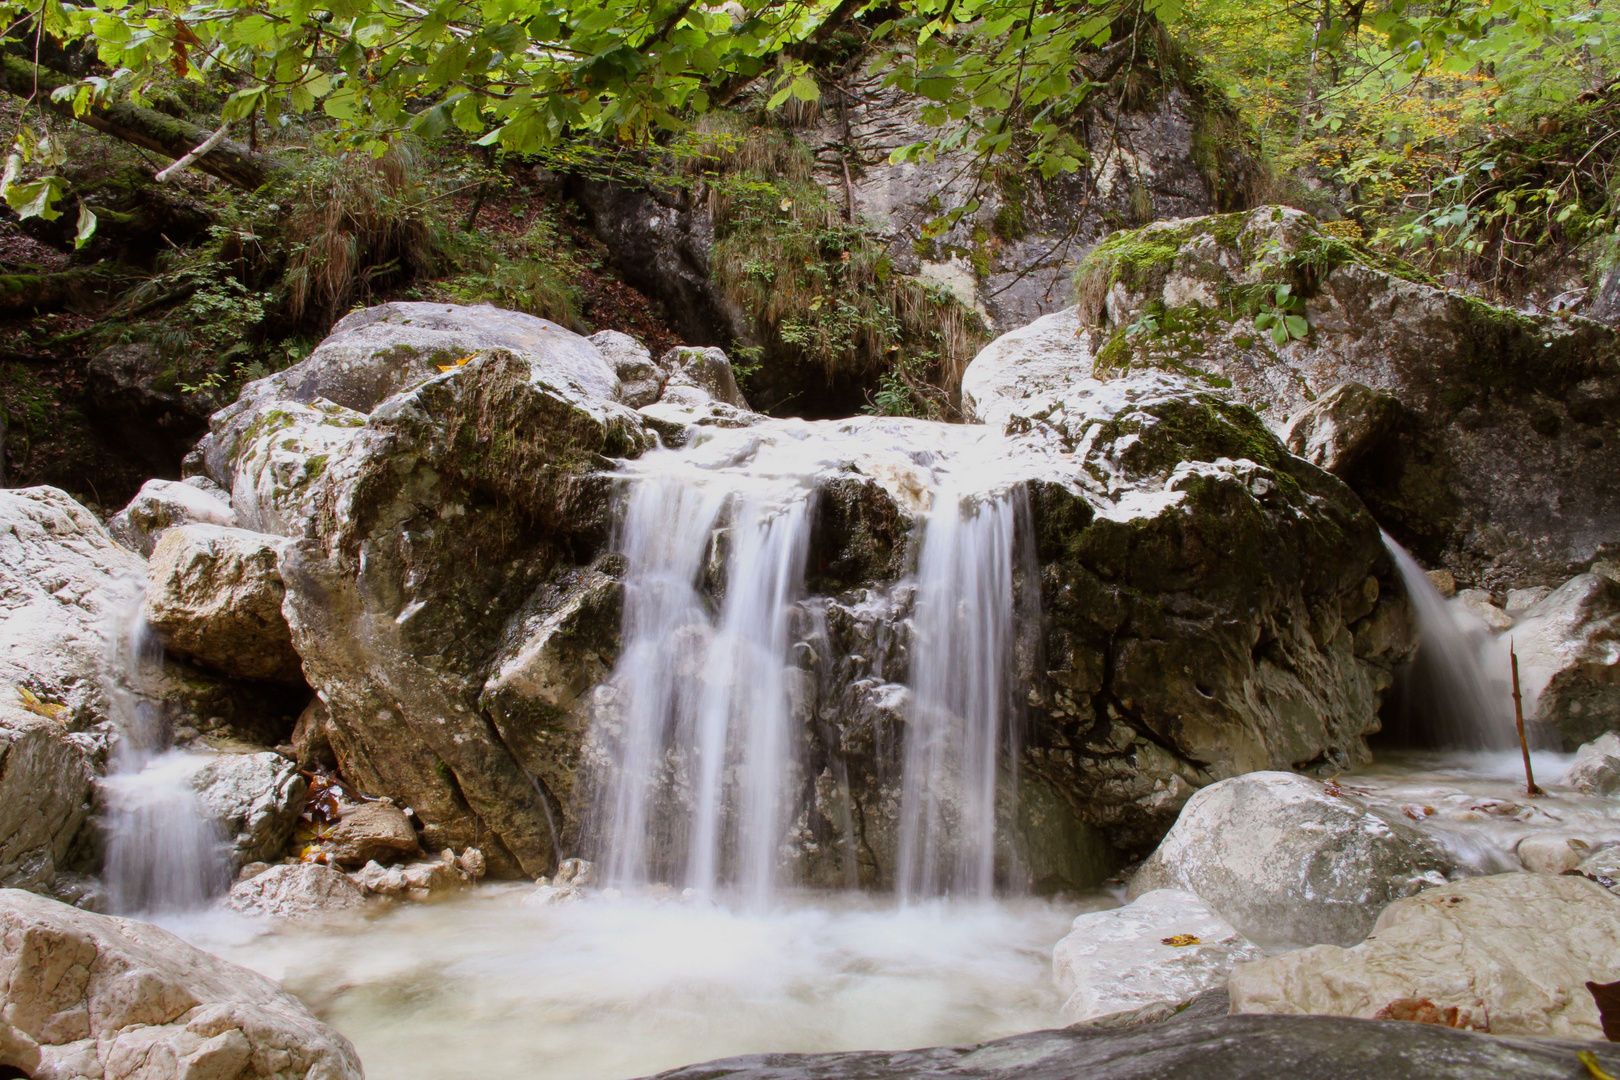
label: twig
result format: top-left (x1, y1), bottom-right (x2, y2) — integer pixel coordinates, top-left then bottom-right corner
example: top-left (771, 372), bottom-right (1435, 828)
top-left (154, 122), bottom-right (232, 182)
top-left (1510, 638), bottom-right (1543, 797)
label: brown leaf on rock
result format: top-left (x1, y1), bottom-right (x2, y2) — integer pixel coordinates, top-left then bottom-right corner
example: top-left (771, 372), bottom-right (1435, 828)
top-left (1589, 980), bottom-right (1620, 1042)
top-left (1373, 997), bottom-right (1468, 1028)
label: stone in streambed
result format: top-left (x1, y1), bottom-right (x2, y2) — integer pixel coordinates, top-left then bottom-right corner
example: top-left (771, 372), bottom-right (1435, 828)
top-left (1282, 381), bottom-right (1401, 475)
top-left (1229, 872), bottom-right (1620, 1038)
top-left (1052, 889), bottom-right (1262, 1026)
top-left (325, 801), bottom-right (421, 869)
top-left (0, 887), bottom-right (362, 1079)
top-left (1563, 731), bottom-right (1620, 795)
top-left (190, 751), bottom-right (308, 866)
top-left (1515, 833), bottom-right (1592, 875)
top-left (1499, 573), bottom-right (1620, 748)
top-left (1129, 771), bottom-right (1452, 947)
top-left (227, 863), bottom-right (366, 920)
top-left (143, 524), bottom-right (303, 683)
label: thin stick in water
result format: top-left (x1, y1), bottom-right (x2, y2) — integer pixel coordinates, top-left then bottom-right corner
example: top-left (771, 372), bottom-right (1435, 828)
top-left (1510, 639), bottom-right (1543, 797)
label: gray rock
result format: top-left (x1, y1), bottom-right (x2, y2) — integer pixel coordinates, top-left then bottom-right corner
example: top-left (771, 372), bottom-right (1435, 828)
top-left (1577, 845), bottom-right (1620, 895)
top-left (636, 1013), bottom-right (1620, 1080)
top-left (1506, 586), bottom-right (1551, 616)
top-left (1229, 873), bottom-right (1620, 1039)
top-left (325, 802), bottom-right (420, 869)
top-left (1052, 889), bottom-right (1263, 1026)
top-left (190, 752), bottom-right (308, 865)
top-left (661, 345), bottom-right (749, 409)
top-left (1562, 732), bottom-right (1620, 795)
top-left (0, 887), bottom-right (363, 1079)
top-left (1509, 574), bottom-right (1620, 747)
top-left (1130, 772), bottom-right (1453, 947)
top-left (1281, 382), bottom-right (1402, 474)
top-left (143, 524), bottom-right (303, 683)
top-left (85, 343), bottom-right (216, 475)
top-left (108, 476), bottom-right (238, 557)
top-left (226, 862), bottom-right (367, 919)
top-left (1455, 589), bottom-right (1514, 633)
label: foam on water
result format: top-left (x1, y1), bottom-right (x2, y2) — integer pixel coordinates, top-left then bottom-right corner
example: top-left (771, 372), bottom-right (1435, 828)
top-left (166, 890), bottom-right (1102, 1080)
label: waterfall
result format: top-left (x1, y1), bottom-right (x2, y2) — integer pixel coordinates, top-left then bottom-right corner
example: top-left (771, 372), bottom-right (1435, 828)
top-left (1382, 534), bottom-right (1516, 750)
top-left (896, 487), bottom-right (1029, 901)
top-left (99, 583), bottom-right (231, 913)
top-left (589, 450), bottom-right (813, 904)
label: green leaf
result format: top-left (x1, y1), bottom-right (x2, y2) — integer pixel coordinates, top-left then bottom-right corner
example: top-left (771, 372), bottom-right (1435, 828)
top-left (73, 203), bottom-right (97, 249)
top-left (5, 177), bottom-right (67, 222)
top-left (1285, 315), bottom-right (1309, 339)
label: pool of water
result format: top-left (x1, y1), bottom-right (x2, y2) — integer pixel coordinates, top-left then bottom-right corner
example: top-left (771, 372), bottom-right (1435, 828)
top-left (165, 888), bottom-right (1110, 1080)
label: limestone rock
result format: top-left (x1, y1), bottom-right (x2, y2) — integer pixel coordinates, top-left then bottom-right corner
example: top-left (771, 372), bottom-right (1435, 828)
top-left (352, 859), bottom-right (407, 896)
top-left (227, 863), bottom-right (366, 919)
top-left (190, 753), bottom-right (308, 866)
top-left (1563, 732), bottom-right (1620, 795)
top-left (0, 701), bottom-right (93, 894)
top-left (109, 476), bottom-right (237, 557)
top-left (1282, 382), bottom-right (1401, 474)
top-left (144, 524), bottom-right (303, 683)
top-left (1427, 569), bottom-right (1457, 598)
top-left (661, 346), bottom-right (749, 409)
top-left (1506, 586), bottom-right (1552, 616)
top-left (1052, 889), bottom-right (1263, 1026)
top-left (1057, 206), bottom-right (1620, 588)
top-left (325, 802), bottom-right (420, 869)
top-left (85, 343), bottom-right (216, 476)
top-left (1455, 589), bottom-right (1513, 633)
top-left (1578, 846), bottom-right (1620, 895)
top-left (1129, 772), bottom-right (1452, 947)
top-left (226, 398), bottom-right (368, 537)
top-left (0, 887), bottom-right (362, 1079)
top-left (640, 1011), bottom-right (1620, 1080)
top-left (592, 330), bottom-right (665, 408)
top-left (1508, 574), bottom-right (1620, 747)
top-left (1515, 834), bottom-right (1591, 875)
top-left (200, 301), bottom-right (620, 495)
top-left (1228, 872), bottom-right (1620, 1039)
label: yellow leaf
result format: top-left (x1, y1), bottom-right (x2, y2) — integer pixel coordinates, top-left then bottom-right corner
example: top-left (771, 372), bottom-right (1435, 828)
top-left (1161, 934), bottom-right (1202, 947)
top-left (436, 354), bottom-right (476, 373)
top-left (1579, 1051), bottom-right (1618, 1080)
top-left (16, 686), bottom-right (67, 721)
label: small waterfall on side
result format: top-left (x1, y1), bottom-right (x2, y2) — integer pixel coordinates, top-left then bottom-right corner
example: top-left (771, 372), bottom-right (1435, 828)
top-left (1382, 534), bottom-right (1516, 750)
top-left (100, 584), bottom-right (231, 913)
top-left (589, 464), bottom-right (813, 904)
top-left (896, 486), bottom-right (1030, 901)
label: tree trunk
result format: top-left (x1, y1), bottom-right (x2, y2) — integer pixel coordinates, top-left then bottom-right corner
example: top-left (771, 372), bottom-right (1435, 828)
top-left (0, 54), bottom-right (283, 190)
top-left (0, 265), bottom-right (130, 316)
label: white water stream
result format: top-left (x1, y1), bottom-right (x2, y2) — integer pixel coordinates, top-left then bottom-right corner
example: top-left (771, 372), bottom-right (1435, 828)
top-left (99, 584), bottom-right (231, 914)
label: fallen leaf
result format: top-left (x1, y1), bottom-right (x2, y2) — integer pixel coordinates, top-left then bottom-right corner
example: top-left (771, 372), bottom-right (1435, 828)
top-left (1589, 980), bottom-right (1620, 1042)
top-left (436, 354), bottom-right (476, 372)
top-left (1579, 1051), bottom-right (1618, 1080)
top-left (1161, 934), bottom-right (1201, 947)
top-left (15, 686), bottom-right (67, 721)
top-left (1373, 997), bottom-right (1467, 1028)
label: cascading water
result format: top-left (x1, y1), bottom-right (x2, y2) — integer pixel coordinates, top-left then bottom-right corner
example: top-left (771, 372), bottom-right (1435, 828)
top-left (585, 418), bottom-right (1037, 905)
top-left (588, 438), bottom-right (814, 903)
top-left (1383, 533), bottom-right (1516, 750)
top-left (99, 582), bottom-right (230, 913)
top-left (896, 486), bottom-right (1028, 902)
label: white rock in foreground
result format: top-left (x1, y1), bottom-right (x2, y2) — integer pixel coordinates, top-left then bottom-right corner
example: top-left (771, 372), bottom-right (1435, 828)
top-left (1229, 872), bottom-right (1620, 1039)
top-left (0, 887), bottom-right (362, 1079)
top-left (1129, 771), bottom-right (1452, 947)
top-left (1053, 889), bottom-right (1263, 1026)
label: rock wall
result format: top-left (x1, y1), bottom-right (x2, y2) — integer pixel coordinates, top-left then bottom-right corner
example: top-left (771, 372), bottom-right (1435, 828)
top-left (1061, 205), bottom-right (1620, 589)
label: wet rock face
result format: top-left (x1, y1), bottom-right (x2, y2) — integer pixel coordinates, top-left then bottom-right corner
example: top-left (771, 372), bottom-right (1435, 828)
top-left (0, 887), bottom-right (364, 1079)
top-left (1229, 873), bottom-right (1620, 1039)
top-left (1064, 205), bottom-right (1620, 589)
top-left (965, 307), bottom-right (1412, 850)
top-left (1509, 574), bottom-right (1620, 747)
top-left (190, 753), bottom-right (308, 867)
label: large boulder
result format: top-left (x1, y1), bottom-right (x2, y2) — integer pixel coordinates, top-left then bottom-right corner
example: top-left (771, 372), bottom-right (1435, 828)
top-left (198, 301), bottom-right (621, 494)
top-left (1229, 872), bottom-right (1620, 1039)
top-left (1129, 772), bottom-right (1453, 947)
top-left (1053, 206), bottom-right (1620, 588)
top-left (144, 524), bottom-right (303, 684)
top-left (108, 476), bottom-right (238, 558)
top-left (190, 752), bottom-right (307, 866)
top-left (0, 702), bottom-right (93, 893)
top-left (324, 801), bottom-right (421, 869)
top-left (965, 309), bottom-right (1414, 850)
top-left (227, 863), bottom-right (367, 920)
top-left (0, 887), bottom-right (362, 1079)
top-left (1052, 889), bottom-right (1263, 1026)
top-left (640, 1011), bottom-right (1620, 1080)
top-left (1506, 574), bottom-right (1620, 747)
